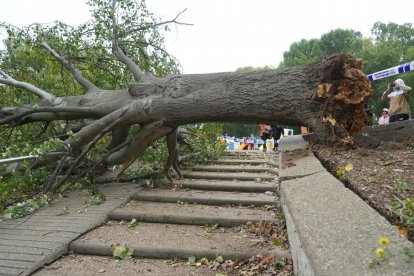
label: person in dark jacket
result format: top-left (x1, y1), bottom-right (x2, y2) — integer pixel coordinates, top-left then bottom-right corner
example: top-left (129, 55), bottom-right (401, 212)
top-left (271, 125), bottom-right (284, 150)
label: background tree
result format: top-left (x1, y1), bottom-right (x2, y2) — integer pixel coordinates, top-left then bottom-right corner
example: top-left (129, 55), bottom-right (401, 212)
top-left (279, 24), bottom-right (414, 117)
top-left (361, 22), bottom-right (414, 114)
top-left (278, 38), bottom-right (322, 68)
top-left (319, 29), bottom-right (362, 57)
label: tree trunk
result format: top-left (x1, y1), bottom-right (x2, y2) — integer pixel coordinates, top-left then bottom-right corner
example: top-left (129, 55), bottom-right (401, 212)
top-left (1, 53), bottom-right (372, 172)
top-left (355, 120), bottom-right (414, 147)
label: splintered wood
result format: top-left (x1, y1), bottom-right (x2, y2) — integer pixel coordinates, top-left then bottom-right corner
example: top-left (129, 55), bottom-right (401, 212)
top-left (312, 53), bottom-right (373, 145)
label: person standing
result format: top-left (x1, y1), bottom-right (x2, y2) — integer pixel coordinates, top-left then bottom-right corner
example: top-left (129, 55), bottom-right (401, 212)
top-left (270, 125), bottom-right (284, 150)
top-left (259, 124), bottom-right (271, 152)
top-left (377, 108), bottom-right (390, 125)
top-left (381, 78), bottom-right (411, 123)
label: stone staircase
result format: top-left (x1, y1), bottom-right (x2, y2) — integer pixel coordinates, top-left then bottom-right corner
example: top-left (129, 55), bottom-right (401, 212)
top-left (33, 150), bottom-right (289, 275)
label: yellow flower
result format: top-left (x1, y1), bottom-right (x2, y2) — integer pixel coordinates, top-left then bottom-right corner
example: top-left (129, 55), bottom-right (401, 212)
top-left (378, 237), bottom-right (390, 245)
top-left (376, 248), bottom-right (386, 258)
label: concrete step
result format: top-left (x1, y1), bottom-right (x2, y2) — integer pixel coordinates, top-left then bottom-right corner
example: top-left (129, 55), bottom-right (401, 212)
top-left (69, 240), bottom-right (289, 262)
top-left (70, 221), bottom-right (289, 260)
top-left (221, 155), bottom-right (263, 160)
top-left (177, 179), bottom-right (276, 192)
top-left (183, 172), bottom-right (276, 181)
top-left (33, 255), bottom-right (240, 276)
top-left (131, 188), bottom-right (276, 206)
top-left (210, 159), bottom-right (278, 167)
top-left (108, 201), bottom-right (279, 227)
top-left (188, 164), bottom-right (278, 174)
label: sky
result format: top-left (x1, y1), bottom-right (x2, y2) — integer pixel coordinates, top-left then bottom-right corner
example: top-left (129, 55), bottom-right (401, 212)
top-left (1, 0), bottom-right (414, 74)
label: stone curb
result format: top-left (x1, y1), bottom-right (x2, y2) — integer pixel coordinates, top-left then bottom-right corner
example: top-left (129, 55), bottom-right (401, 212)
top-left (108, 210), bottom-right (280, 227)
top-left (69, 240), bottom-right (291, 260)
top-left (278, 136), bottom-right (414, 276)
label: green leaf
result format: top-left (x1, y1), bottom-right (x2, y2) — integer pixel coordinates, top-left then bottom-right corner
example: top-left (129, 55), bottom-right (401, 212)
top-left (127, 218), bottom-right (139, 229)
top-left (56, 206), bottom-right (69, 216)
top-left (187, 255), bottom-right (196, 265)
top-left (273, 238), bottom-right (283, 246)
top-left (215, 255), bottom-right (224, 263)
top-left (84, 194), bottom-right (105, 206)
top-left (111, 243), bottom-right (134, 260)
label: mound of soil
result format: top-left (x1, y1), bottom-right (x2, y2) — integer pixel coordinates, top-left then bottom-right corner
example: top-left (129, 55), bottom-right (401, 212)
top-left (313, 144), bottom-right (414, 242)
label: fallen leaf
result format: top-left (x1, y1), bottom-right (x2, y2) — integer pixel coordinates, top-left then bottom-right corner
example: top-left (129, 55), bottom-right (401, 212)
top-left (215, 255), bottom-right (224, 263)
top-left (128, 218), bottom-right (139, 229)
top-left (111, 243), bottom-right (134, 260)
top-left (56, 206), bottom-right (69, 216)
top-left (187, 255), bottom-right (196, 266)
top-left (394, 225), bottom-right (409, 239)
top-left (344, 163), bottom-right (353, 172)
top-left (325, 115), bottom-right (336, 125)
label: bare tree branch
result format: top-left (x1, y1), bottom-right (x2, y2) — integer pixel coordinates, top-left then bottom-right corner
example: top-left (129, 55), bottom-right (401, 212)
top-left (43, 155), bottom-right (67, 193)
top-left (111, 0), bottom-right (146, 83)
top-left (126, 9), bottom-right (193, 33)
top-left (40, 41), bottom-right (98, 91)
top-left (53, 110), bottom-right (128, 189)
top-left (0, 68), bottom-right (58, 103)
top-left (120, 40), bottom-right (179, 64)
top-left (0, 106), bottom-right (97, 125)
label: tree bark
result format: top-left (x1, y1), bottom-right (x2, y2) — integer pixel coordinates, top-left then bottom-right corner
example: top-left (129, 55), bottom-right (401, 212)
top-left (1, 53), bottom-right (372, 171)
top-left (355, 120), bottom-right (414, 147)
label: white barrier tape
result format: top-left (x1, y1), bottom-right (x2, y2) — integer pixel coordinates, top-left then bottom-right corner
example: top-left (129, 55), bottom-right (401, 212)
top-left (368, 61), bottom-right (414, 81)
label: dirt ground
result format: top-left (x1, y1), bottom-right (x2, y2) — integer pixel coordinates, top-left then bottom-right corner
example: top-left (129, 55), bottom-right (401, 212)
top-left (313, 144), bottom-right (414, 242)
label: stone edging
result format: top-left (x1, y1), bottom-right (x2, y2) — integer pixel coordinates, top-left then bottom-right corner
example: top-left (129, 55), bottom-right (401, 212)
top-left (278, 136), bottom-right (414, 276)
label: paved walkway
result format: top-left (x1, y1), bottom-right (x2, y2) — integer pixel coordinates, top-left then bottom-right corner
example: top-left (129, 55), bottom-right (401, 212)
top-left (0, 183), bottom-right (143, 276)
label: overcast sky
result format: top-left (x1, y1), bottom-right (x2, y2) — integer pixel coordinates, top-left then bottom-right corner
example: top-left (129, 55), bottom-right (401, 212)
top-left (1, 0), bottom-right (414, 74)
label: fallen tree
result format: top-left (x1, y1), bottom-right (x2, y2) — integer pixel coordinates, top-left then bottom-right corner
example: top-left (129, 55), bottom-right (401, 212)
top-left (0, 0), bottom-right (373, 190)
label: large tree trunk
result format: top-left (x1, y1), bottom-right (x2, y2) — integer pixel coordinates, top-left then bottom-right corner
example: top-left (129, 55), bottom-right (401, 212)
top-left (2, 53), bottom-right (371, 135)
top-left (0, 53), bottom-right (372, 183)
